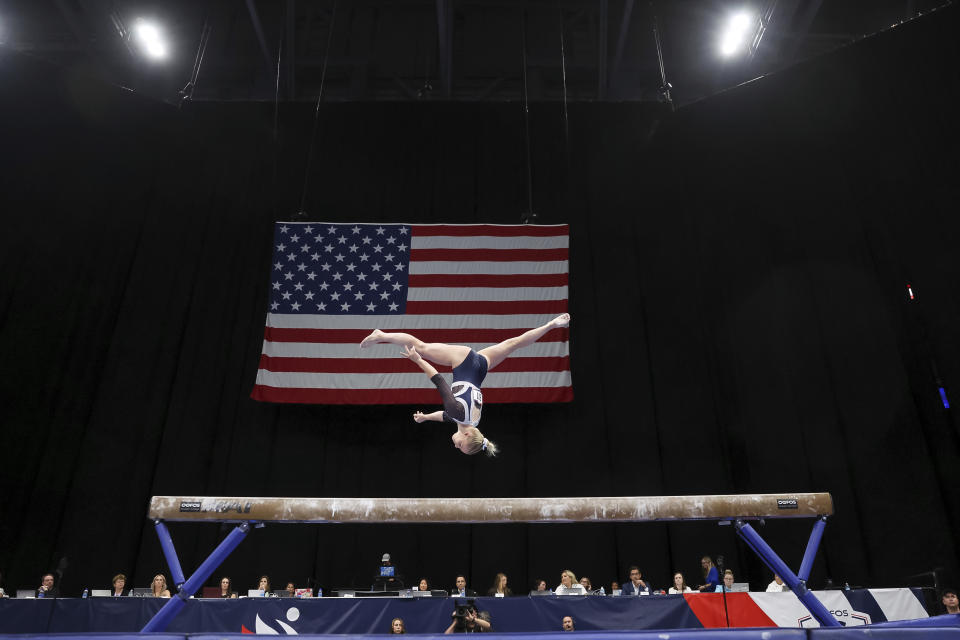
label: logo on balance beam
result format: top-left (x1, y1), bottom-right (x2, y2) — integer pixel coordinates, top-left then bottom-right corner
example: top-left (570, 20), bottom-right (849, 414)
top-left (776, 499), bottom-right (798, 509)
top-left (180, 500), bottom-right (253, 514)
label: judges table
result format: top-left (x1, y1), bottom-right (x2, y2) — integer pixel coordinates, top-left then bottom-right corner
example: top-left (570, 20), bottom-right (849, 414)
top-left (0, 590), bottom-right (931, 634)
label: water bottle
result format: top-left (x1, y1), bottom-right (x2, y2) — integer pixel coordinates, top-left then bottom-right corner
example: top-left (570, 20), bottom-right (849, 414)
top-left (316, 588), bottom-right (322, 598)
top-left (37, 589), bottom-right (45, 599)
top-left (844, 582), bottom-right (850, 591)
top-left (600, 586), bottom-right (605, 596)
top-left (129, 589), bottom-right (134, 597)
top-left (259, 589), bottom-right (265, 598)
top-left (82, 588), bottom-right (89, 599)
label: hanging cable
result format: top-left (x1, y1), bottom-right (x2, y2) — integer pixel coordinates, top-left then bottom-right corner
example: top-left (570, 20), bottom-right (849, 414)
top-left (650, 2), bottom-right (673, 109)
top-left (297, 0), bottom-right (339, 216)
top-left (520, 9), bottom-right (536, 224)
top-left (559, 9), bottom-right (570, 155)
top-left (274, 28), bottom-right (283, 142)
top-left (178, 17), bottom-right (211, 107)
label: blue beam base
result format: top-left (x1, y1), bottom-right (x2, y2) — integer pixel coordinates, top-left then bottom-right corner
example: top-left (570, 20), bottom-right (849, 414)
top-left (154, 520), bottom-right (186, 589)
top-left (735, 520), bottom-right (841, 628)
top-left (141, 521), bottom-right (252, 632)
top-left (797, 517), bottom-right (827, 583)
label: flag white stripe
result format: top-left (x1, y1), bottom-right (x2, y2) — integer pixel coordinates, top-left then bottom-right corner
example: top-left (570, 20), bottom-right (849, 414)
top-left (254, 370), bottom-right (572, 389)
top-left (411, 236), bottom-right (569, 250)
top-left (406, 286), bottom-right (567, 302)
top-left (266, 313), bottom-right (565, 330)
top-left (262, 340), bottom-right (568, 359)
top-left (408, 261), bottom-right (568, 275)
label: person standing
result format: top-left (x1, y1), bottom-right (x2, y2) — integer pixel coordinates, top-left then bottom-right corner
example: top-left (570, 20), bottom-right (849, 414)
top-left (697, 557), bottom-right (719, 592)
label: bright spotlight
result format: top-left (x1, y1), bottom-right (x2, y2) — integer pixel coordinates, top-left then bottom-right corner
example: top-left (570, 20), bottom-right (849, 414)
top-left (720, 12), bottom-right (754, 57)
top-left (134, 20), bottom-right (167, 60)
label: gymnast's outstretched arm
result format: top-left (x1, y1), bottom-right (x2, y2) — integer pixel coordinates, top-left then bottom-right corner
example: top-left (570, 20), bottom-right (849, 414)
top-left (403, 346), bottom-right (462, 424)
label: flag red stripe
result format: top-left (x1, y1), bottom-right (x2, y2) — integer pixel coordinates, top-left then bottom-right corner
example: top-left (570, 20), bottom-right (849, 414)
top-left (251, 386), bottom-right (573, 404)
top-left (411, 225), bottom-right (569, 237)
top-left (408, 273), bottom-right (569, 287)
top-left (259, 355), bottom-right (570, 374)
top-left (410, 248), bottom-right (568, 261)
top-left (264, 327), bottom-right (569, 344)
top-left (405, 300), bottom-right (566, 315)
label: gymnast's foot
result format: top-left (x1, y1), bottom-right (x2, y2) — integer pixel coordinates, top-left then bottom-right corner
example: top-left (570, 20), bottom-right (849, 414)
top-left (551, 313), bottom-right (571, 328)
top-left (360, 329), bottom-right (385, 348)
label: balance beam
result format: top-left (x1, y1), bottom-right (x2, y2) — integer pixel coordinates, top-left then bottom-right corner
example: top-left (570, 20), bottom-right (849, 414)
top-left (148, 493), bottom-right (833, 523)
top-left (142, 492), bottom-right (840, 633)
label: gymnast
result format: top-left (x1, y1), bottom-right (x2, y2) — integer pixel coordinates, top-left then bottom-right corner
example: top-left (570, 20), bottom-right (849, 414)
top-left (360, 313), bottom-right (570, 456)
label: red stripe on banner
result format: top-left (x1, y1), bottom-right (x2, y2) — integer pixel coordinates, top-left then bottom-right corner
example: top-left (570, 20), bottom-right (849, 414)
top-left (411, 225), bottom-right (569, 237)
top-left (251, 386), bottom-right (573, 404)
top-left (259, 355), bottom-right (570, 374)
top-left (405, 300), bottom-right (568, 315)
top-left (264, 327), bottom-right (569, 344)
top-left (683, 594), bottom-right (777, 628)
top-left (408, 273), bottom-right (569, 287)
top-left (410, 248), bottom-right (568, 262)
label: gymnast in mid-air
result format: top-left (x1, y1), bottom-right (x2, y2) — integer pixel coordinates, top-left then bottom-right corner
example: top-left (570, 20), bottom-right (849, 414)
top-left (360, 313), bottom-right (570, 456)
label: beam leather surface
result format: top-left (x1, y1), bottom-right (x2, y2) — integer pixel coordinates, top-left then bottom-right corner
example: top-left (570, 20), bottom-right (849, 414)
top-left (148, 493), bottom-right (833, 523)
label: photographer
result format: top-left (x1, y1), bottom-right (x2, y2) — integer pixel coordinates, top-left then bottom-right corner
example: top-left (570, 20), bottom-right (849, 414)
top-left (444, 601), bottom-right (492, 633)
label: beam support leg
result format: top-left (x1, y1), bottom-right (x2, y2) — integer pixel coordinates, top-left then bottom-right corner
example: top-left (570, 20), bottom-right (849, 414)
top-left (797, 516), bottom-right (827, 582)
top-left (142, 521), bottom-right (252, 632)
top-left (154, 520), bottom-right (186, 588)
top-left (735, 520), bottom-right (840, 627)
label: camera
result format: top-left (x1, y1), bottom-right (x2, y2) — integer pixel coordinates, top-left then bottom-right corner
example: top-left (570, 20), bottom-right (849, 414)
top-left (453, 599), bottom-right (476, 619)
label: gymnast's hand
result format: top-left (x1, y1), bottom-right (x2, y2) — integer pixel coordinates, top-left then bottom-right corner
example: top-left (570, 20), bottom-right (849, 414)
top-left (413, 411), bottom-right (427, 423)
top-left (402, 345), bottom-right (422, 362)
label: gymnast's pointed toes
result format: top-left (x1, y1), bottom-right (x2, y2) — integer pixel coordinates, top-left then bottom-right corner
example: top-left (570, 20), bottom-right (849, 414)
top-left (360, 329), bottom-right (384, 348)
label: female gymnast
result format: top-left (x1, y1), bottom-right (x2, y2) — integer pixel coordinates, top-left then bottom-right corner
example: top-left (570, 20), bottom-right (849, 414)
top-left (360, 313), bottom-right (570, 456)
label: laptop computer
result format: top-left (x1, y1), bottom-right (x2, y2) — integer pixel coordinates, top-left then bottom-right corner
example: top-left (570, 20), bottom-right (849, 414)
top-left (91, 590), bottom-right (111, 597)
top-left (133, 588), bottom-right (153, 597)
top-left (730, 582), bottom-right (750, 593)
top-left (273, 590), bottom-right (292, 598)
top-left (16, 589), bottom-right (36, 599)
top-left (529, 590), bottom-right (552, 596)
top-left (201, 587), bottom-right (221, 598)
top-left (247, 589), bottom-right (267, 598)
top-left (379, 566), bottom-right (395, 577)
top-left (295, 588), bottom-right (313, 598)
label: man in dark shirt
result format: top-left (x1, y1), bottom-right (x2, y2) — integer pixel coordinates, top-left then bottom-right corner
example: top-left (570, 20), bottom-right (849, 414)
top-left (36, 573), bottom-right (61, 598)
top-left (451, 574), bottom-right (477, 598)
top-left (561, 616), bottom-right (575, 631)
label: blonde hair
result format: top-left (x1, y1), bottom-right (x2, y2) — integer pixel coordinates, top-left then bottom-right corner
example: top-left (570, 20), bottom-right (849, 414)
top-left (151, 574), bottom-right (168, 596)
top-left (561, 569), bottom-right (578, 585)
top-left (461, 428), bottom-right (498, 457)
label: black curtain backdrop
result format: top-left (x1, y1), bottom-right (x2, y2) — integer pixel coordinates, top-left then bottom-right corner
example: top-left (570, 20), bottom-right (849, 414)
top-left (1, 5), bottom-right (958, 602)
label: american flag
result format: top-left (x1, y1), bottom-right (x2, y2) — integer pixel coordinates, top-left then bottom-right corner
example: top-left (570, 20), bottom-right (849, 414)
top-left (251, 222), bottom-right (571, 404)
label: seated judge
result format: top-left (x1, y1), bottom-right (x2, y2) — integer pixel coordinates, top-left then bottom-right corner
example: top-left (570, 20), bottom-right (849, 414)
top-left (621, 566), bottom-right (651, 595)
top-left (766, 574), bottom-right (787, 592)
top-left (555, 570), bottom-right (586, 595)
top-left (219, 576), bottom-right (238, 598)
top-left (487, 573), bottom-right (512, 597)
top-left (451, 574), bottom-right (477, 597)
top-left (111, 574), bottom-right (127, 596)
top-left (714, 570), bottom-right (735, 592)
top-left (36, 573), bottom-right (61, 598)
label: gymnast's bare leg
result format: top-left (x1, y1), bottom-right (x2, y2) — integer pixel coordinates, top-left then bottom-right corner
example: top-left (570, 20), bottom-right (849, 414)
top-left (359, 330), bottom-right (471, 367)
top-left (478, 313), bottom-right (570, 370)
